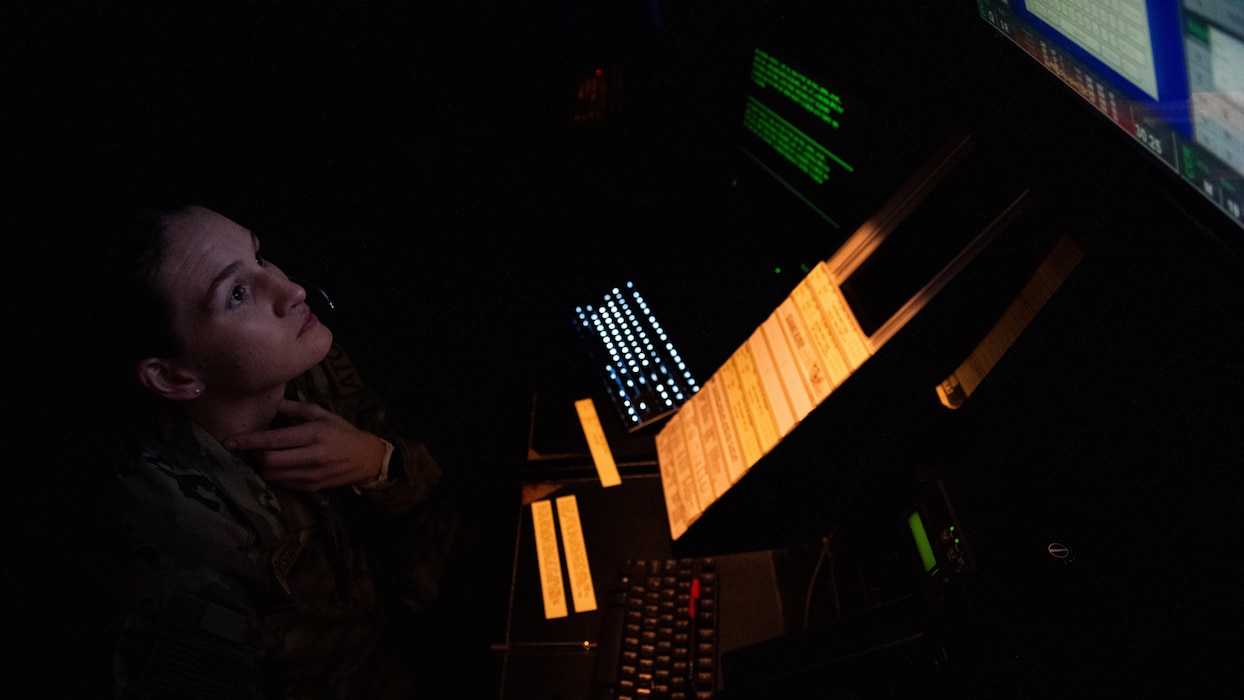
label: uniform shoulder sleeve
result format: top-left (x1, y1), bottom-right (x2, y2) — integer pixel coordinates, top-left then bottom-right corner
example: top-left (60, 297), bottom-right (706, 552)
top-left (101, 446), bottom-right (269, 698)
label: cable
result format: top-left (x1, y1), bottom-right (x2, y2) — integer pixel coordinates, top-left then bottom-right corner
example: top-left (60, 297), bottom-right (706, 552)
top-left (801, 527), bottom-right (838, 629)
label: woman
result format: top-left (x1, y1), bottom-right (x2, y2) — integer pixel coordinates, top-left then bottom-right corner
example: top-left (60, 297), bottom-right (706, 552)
top-left (98, 205), bottom-right (458, 698)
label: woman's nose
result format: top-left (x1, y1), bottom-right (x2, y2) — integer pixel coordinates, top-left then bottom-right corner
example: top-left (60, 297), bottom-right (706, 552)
top-left (273, 274), bottom-right (306, 315)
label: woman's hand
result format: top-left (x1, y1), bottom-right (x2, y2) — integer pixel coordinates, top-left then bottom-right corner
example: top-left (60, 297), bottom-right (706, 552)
top-left (223, 399), bottom-right (389, 492)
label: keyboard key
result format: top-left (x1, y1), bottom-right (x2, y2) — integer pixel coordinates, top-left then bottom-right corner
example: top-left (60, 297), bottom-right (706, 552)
top-left (610, 558), bottom-right (720, 699)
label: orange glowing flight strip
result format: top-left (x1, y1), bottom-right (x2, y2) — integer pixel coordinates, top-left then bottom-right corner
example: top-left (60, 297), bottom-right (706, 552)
top-left (575, 398), bottom-right (622, 487)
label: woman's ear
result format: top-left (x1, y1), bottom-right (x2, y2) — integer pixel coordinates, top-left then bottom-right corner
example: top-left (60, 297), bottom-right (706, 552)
top-left (136, 358), bottom-right (203, 401)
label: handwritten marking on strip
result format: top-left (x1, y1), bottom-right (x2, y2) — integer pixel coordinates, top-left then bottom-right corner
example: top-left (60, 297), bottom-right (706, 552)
top-left (555, 495), bottom-right (597, 613)
top-left (574, 398), bottom-right (622, 487)
top-left (531, 500), bottom-right (568, 619)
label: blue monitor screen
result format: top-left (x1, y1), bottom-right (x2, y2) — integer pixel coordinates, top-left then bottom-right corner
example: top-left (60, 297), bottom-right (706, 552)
top-left (976, 0), bottom-right (1244, 233)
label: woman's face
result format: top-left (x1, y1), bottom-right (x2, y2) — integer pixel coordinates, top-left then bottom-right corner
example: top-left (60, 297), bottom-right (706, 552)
top-left (154, 206), bottom-right (334, 398)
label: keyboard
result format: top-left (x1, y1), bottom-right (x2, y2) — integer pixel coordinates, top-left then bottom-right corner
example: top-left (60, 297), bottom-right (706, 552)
top-left (575, 282), bottom-right (699, 432)
top-left (596, 558), bottom-right (720, 700)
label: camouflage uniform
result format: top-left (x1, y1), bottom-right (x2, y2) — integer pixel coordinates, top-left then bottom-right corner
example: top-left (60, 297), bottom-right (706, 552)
top-left (100, 345), bottom-right (449, 699)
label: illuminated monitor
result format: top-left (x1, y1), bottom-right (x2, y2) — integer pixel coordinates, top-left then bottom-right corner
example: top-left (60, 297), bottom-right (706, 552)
top-left (575, 282), bottom-right (700, 433)
top-left (738, 46), bottom-right (872, 232)
top-left (975, 0), bottom-right (1244, 238)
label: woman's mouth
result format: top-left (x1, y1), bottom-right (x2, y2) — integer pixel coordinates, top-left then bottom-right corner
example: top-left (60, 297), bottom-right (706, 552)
top-left (299, 311), bottom-right (318, 337)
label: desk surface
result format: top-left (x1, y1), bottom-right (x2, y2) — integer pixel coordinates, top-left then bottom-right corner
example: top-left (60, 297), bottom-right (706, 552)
top-left (493, 476), bottom-right (675, 700)
top-left (494, 474), bottom-right (812, 699)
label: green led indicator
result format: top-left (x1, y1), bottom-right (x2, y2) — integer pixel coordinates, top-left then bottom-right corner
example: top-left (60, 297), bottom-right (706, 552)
top-left (907, 511), bottom-right (938, 573)
top-left (800, 263), bottom-right (810, 273)
top-left (774, 267), bottom-right (782, 274)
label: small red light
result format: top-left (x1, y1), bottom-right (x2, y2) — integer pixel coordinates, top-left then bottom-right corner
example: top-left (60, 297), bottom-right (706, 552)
top-left (595, 68), bottom-right (603, 77)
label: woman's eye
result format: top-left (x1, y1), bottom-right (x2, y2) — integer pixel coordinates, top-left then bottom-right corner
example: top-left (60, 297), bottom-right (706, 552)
top-left (230, 285), bottom-right (247, 305)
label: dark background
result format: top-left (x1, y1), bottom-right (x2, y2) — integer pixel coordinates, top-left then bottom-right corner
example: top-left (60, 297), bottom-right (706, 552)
top-left (5, 0), bottom-right (1244, 696)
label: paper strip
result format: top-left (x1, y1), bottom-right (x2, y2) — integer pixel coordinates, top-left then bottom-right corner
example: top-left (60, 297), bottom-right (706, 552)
top-left (555, 495), bottom-right (597, 613)
top-left (937, 236), bottom-right (1084, 408)
top-left (655, 422), bottom-right (690, 539)
top-left (530, 500), bottom-right (568, 619)
top-left (574, 398), bottom-right (622, 487)
top-left (808, 262), bottom-right (872, 369)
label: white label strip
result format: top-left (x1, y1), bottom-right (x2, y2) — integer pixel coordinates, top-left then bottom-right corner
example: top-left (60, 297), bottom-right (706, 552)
top-left (704, 376), bottom-right (747, 485)
top-left (777, 296), bottom-right (833, 405)
top-left (809, 262), bottom-right (872, 369)
top-left (574, 398), bottom-right (622, 487)
top-left (749, 319), bottom-right (796, 438)
top-left (530, 500), bottom-right (568, 619)
top-left (555, 495), bottom-right (597, 613)
top-left (655, 422), bottom-right (690, 539)
top-left (937, 236), bottom-right (1084, 409)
